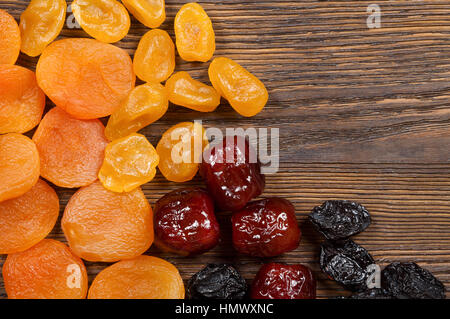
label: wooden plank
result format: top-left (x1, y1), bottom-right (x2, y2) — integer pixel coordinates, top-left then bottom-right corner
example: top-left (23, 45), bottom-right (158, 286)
top-left (0, 0), bottom-right (449, 299)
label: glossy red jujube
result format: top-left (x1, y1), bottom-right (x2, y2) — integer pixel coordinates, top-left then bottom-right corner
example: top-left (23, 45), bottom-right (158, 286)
top-left (232, 198), bottom-right (300, 257)
top-left (153, 187), bottom-right (220, 256)
top-left (200, 136), bottom-right (265, 211)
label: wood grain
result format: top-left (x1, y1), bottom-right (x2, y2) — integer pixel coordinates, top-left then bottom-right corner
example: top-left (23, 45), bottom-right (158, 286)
top-left (0, 0), bottom-right (449, 299)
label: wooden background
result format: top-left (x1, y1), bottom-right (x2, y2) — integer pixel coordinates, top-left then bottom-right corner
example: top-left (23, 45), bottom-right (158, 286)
top-left (0, 0), bottom-right (449, 298)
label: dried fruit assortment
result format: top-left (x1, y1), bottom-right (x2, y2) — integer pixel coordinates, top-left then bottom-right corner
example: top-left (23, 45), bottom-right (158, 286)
top-left (133, 29), bottom-right (175, 83)
top-left (88, 255), bottom-right (184, 299)
top-left (166, 71), bottom-right (221, 112)
top-left (0, 9), bottom-right (21, 64)
top-left (153, 188), bottom-right (220, 256)
top-left (19, 0), bottom-right (66, 57)
top-left (200, 136), bottom-right (265, 211)
top-left (32, 107), bottom-right (108, 188)
top-left (36, 38), bottom-right (135, 119)
top-left (0, 64), bottom-right (45, 134)
top-left (187, 264), bottom-right (247, 299)
top-left (98, 133), bottom-right (159, 192)
top-left (232, 198), bottom-right (300, 257)
top-left (175, 2), bottom-right (215, 62)
top-left (251, 263), bottom-right (316, 299)
top-left (72, 0), bottom-right (130, 43)
top-left (0, 2), bottom-right (446, 301)
top-left (62, 181), bottom-right (153, 262)
top-left (3, 239), bottom-right (88, 299)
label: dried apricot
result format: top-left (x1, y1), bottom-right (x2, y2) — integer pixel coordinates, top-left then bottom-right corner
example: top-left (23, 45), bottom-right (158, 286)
top-left (0, 133), bottom-right (40, 203)
top-left (36, 38), bottom-right (135, 119)
top-left (166, 71), bottom-right (220, 112)
top-left (133, 29), bottom-right (175, 83)
top-left (62, 181), bottom-right (153, 262)
top-left (122, 0), bottom-right (165, 28)
top-left (88, 255), bottom-right (184, 299)
top-left (3, 239), bottom-right (88, 299)
top-left (99, 133), bottom-right (159, 192)
top-left (0, 9), bottom-right (20, 64)
top-left (0, 64), bottom-right (45, 134)
top-left (0, 179), bottom-right (58, 254)
top-left (19, 0), bottom-right (66, 57)
top-left (72, 0), bottom-right (130, 43)
top-left (208, 57), bottom-right (268, 117)
top-left (32, 107), bottom-right (108, 188)
top-left (174, 2), bottom-right (215, 62)
top-left (156, 122), bottom-right (208, 183)
top-left (105, 83), bottom-right (168, 141)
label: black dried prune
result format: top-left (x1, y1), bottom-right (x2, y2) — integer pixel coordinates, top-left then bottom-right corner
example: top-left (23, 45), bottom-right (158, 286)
top-left (381, 262), bottom-right (445, 299)
top-left (187, 264), bottom-right (247, 299)
top-left (348, 288), bottom-right (394, 299)
top-left (320, 239), bottom-right (375, 291)
top-left (309, 200), bottom-right (371, 240)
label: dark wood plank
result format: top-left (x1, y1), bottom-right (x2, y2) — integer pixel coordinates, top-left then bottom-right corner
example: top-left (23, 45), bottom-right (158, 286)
top-left (0, 0), bottom-right (449, 299)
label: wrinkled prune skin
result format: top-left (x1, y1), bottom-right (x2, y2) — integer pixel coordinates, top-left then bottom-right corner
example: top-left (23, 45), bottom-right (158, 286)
top-left (381, 262), bottom-right (445, 299)
top-left (232, 198), bottom-right (300, 257)
top-left (250, 263), bottom-right (316, 299)
top-left (187, 264), bottom-right (247, 299)
top-left (309, 200), bottom-right (371, 240)
top-left (320, 239), bottom-right (375, 291)
top-left (348, 288), bottom-right (394, 299)
top-left (200, 136), bottom-right (265, 211)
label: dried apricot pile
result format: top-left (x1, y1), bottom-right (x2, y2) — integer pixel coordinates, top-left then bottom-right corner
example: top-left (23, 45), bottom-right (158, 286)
top-left (0, 179), bottom-right (58, 254)
top-left (62, 181), bottom-right (153, 262)
top-left (19, 0), bottom-right (66, 57)
top-left (105, 83), bottom-right (168, 141)
top-left (36, 38), bottom-right (135, 119)
top-left (0, 133), bottom-right (40, 203)
top-left (0, 9), bottom-right (21, 64)
top-left (32, 107), bottom-right (108, 188)
top-left (72, 0), bottom-right (130, 43)
top-left (98, 133), bottom-right (159, 192)
top-left (3, 239), bottom-right (88, 299)
top-left (157, 122), bottom-right (208, 182)
top-left (88, 255), bottom-right (184, 299)
top-left (0, 64), bottom-right (45, 134)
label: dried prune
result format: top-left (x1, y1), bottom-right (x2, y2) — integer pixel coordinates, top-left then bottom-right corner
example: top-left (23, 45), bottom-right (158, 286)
top-left (232, 198), bottom-right (300, 257)
top-left (320, 239), bottom-right (375, 291)
top-left (381, 262), bottom-right (445, 299)
top-left (309, 200), bottom-right (371, 240)
top-left (153, 188), bottom-right (220, 256)
top-left (251, 263), bottom-right (316, 299)
top-left (200, 136), bottom-right (265, 211)
top-left (187, 264), bottom-right (247, 299)
top-left (348, 288), bottom-right (394, 299)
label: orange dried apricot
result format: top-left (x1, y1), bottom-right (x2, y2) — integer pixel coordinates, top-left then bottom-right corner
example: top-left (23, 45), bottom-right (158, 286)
top-left (19, 0), bottom-right (66, 57)
top-left (122, 0), bottom-right (165, 29)
top-left (32, 107), bottom-right (108, 188)
top-left (174, 2), bottom-right (215, 62)
top-left (0, 9), bottom-right (20, 64)
top-left (62, 181), bottom-right (153, 262)
top-left (0, 179), bottom-right (58, 254)
top-left (0, 133), bottom-right (40, 203)
top-left (133, 29), bottom-right (175, 83)
top-left (72, 0), bottom-right (130, 43)
top-left (105, 83), bottom-right (168, 141)
top-left (3, 239), bottom-right (88, 299)
top-left (208, 57), bottom-right (268, 117)
top-left (36, 38), bottom-right (135, 119)
top-left (99, 133), bottom-right (159, 192)
top-left (166, 71), bottom-right (220, 112)
top-left (156, 122), bottom-right (208, 183)
top-left (0, 64), bottom-right (45, 134)
top-left (88, 255), bottom-right (184, 299)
